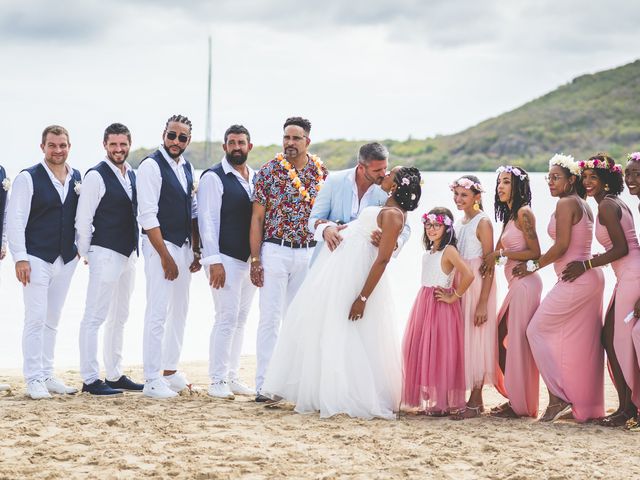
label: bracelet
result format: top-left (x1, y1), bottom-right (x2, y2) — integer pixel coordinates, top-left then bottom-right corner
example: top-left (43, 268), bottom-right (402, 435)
top-left (453, 289), bottom-right (463, 298)
top-left (587, 259), bottom-right (593, 270)
top-left (525, 259), bottom-right (539, 272)
top-left (193, 250), bottom-right (201, 259)
top-left (250, 256), bottom-right (260, 263)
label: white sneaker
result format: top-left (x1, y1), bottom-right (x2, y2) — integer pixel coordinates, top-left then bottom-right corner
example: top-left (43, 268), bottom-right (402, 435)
top-left (208, 381), bottom-right (235, 399)
top-left (0, 383), bottom-right (10, 392)
top-left (44, 377), bottom-right (78, 395)
top-left (143, 378), bottom-right (178, 399)
top-left (164, 372), bottom-right (190, 392)
top-left (27, 380), bottom-right (52, 400)
top-left (228, 379), bottom-right (254, 396)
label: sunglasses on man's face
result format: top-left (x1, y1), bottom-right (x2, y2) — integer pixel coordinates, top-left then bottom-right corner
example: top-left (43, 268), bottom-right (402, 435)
top-left (166, 131), bottom-right (189, 143)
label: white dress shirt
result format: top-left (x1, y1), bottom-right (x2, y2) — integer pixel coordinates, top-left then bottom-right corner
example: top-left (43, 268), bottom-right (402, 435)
top-left (314, 169), bottom-right (377, 241)
top-left (2, 190), bottom-right (8, 251)
top-left (136, 146), bottom-right (197, 232)
top-left (75, 158), bottom-right (134, 258)
top-left (199, 156), bottom-right (255, 266)
top-left (7, 161), bottom-right (75, 263)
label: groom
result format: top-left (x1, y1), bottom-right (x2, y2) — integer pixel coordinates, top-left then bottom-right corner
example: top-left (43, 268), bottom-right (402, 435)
top-left (309, 142), bottom-right (411, 259)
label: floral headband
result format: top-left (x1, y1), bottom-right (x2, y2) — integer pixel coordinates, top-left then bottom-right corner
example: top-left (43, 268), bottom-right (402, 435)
top-left (578, 157), bottom-right (623, 174)
top-left (496, 165), bottom-right (527, 180)
top-left (627, 152), bottom-right (640, 164)
top-left (549, 153), bottom-right (580, 176)
top-left (421, 213), bottom-right (453, 227)
top-left (449, 177), bottom-right (485, 193)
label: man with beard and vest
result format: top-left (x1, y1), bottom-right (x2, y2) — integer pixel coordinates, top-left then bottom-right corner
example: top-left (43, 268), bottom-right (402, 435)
top-left (7, 125), bottom-right (81, 399)
top-left (198, 124), bottom-right (256, 399)
top-left (76, 123), bottom-right (143, 396)
top-left (137, 114), bottom-right (202, 399)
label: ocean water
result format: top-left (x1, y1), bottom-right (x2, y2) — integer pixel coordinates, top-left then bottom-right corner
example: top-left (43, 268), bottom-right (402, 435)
top-left (0, 171), bottom-right (637, 372)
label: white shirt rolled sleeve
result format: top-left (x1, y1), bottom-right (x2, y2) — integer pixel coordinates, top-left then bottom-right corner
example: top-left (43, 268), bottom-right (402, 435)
top-left (75, 171), bottom-right (104, 258)
top-left (2, 190), bottom-right (8, 251)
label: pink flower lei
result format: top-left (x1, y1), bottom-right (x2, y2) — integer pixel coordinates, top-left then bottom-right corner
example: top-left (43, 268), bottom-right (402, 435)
top-left (449, 177), bottom-right (485, 192)
top-left (422, 213), bottom-right (453, 227)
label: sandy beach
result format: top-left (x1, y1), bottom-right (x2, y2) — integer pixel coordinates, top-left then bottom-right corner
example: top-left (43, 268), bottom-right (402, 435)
top-left (0, 356), bottom-right (637, 480)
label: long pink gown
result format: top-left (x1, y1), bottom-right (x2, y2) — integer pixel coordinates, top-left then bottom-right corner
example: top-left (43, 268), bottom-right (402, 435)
top-left (454, 212), bottom-right (497, 390)
top-left (527, 205), bottom-right (605, 422)
top-left (598, 204), bottom-right (640, 409)
top-left (494, 220), bottom-right (543, 417)
top-left (402, 247), bottom-right (466, 412)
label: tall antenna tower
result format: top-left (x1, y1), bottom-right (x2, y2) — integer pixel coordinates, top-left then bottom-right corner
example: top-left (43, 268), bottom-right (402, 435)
top-left (204, 36), bottom-right (213, 165)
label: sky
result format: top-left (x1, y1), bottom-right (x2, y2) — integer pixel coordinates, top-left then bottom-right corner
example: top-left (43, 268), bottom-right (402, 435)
top-left (1, 0), bottom-right (639, 174)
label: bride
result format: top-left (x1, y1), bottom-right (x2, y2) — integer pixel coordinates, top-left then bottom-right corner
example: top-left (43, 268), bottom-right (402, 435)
top-left (262, 166), bottom-right (422, 419)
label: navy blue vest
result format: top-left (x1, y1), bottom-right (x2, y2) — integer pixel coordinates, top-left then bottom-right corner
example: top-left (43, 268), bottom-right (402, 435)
top-left (141, 150), bottom-right (193, 247)
top-left (24, 163), bottom-right (80, 264)
top-left (203, 164), bottom-right (252, 262)
top-left (88, 161), bottom-right (139, 257)
top-left (0, 166), bottom-right (6, 245)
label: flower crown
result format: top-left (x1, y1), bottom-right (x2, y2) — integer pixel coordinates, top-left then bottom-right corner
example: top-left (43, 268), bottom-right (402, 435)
top-left (496, 165), bottom-right (527, 180)
top-left (421, 213), bottom-right (453, 227)
top-left (549, 153), bottom-right (580, 176)
top-left (578, 157), bottom-right (623, 174)
top-left (449, 177), bottom-right (485, 193)
top-left (627, 152), bottom-right (640, 164)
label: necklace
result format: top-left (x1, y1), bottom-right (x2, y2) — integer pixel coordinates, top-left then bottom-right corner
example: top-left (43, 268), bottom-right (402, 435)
top-left (277, 153), bottom-right (324, 206)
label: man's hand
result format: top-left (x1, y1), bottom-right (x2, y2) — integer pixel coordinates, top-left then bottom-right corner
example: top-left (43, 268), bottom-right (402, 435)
top-left (161, 253), bottom-right (179, 281)
top-left (370, 229), bottom-right (397, 250)
top-left (189, 253), bottom-right (202, 273)
top-left (323, 225), bottom-right (347, 251)
top-left (250, 260), bottom-right (264, 287)
top-left (0, 247), bottom-right (6, 260)
top-left (15, 260), bottom-right (31, 286)
top-left (209, 263), bottom-right (226, 289)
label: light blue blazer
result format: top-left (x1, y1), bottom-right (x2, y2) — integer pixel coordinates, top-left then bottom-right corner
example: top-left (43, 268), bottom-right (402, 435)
top-left (308, 168), bottom-right (411, 264)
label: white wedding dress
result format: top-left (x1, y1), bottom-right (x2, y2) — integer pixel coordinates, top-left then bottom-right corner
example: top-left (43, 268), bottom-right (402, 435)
top-left (262, 206), bottom-right (401, 419)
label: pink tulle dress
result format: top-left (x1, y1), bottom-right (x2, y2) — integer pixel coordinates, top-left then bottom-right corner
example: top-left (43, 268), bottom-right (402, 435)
top-left (596, 203), bottom-right (640, 409)
top-left (454, 212), bottom-right (497, 389)
top-left (527, 205), bottom-right (605, 422)
top-left (402, 246), bottom-right (466, 413)
top-left (494, 220), bottom-right (543, 417)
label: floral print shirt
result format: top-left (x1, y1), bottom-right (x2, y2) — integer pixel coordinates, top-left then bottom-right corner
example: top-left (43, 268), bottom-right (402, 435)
top-left (253, 155), bottom-right (328, 244)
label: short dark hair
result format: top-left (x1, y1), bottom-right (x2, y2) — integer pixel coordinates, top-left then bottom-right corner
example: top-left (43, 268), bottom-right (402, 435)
top-left (41, 125), bottom-right (69, 145)
top-left (585, 153), bottom-right (624, 196)
top-left (224, 124), bottom-right (251, 144)
top-left (358, 142), bottom-right (388, 165)
top-left (165, 114), bottom-right (193, 133)
top-left (283, 116), bottom-right (311, 135)
top-left (393, 167), bottom-right (422, 211)
top-left (423, 207), bottom-right (457, 251)
top-left (103, 123), bottom-right (131, 144)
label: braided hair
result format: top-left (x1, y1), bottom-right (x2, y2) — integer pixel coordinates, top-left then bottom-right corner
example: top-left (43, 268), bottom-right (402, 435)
top-left (393, 167), bottom-right (422, 211)
top-left (165, 114), bottom-right (193, 133)
top-left (494, 167), bottom-right (532, 225)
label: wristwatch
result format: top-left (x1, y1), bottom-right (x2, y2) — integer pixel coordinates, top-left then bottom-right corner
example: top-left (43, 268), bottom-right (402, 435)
top-left (251, 256), bottom-right (260, 263)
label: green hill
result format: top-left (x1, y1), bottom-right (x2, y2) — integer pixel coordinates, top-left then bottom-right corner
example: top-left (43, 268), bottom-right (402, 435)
top-left (129, 59), bottom-right (640, 172)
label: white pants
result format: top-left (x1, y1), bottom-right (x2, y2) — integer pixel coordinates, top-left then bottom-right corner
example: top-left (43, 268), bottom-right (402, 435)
top-left (142, 237), bottom-right (193, 382)
top-left (207, 254), bottom-right (256, 383)
top-left (255, 242), bottom-right (313, 391)
top-left (22, 255), bottom-right (78, 382)
top-left (79, 246), bottom-right (136, 384)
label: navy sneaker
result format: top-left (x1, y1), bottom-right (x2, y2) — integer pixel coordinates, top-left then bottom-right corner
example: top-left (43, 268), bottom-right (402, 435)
top-left (105, 375), bottom-right (144, 392)
top-left (82, 379), bottom-right (123, 396)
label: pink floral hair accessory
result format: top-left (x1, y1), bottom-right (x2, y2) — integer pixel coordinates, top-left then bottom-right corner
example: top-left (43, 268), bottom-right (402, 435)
top-left (449, 177), bottom-right (485, 193)
top-left (421, 213), bottom-right (453, 227)
top-left (627, 152), bottom-right (640, 164)
top-left (496, 165), bottom-right (527, 180)
top-left (578, 158), bottom-right (623, 174)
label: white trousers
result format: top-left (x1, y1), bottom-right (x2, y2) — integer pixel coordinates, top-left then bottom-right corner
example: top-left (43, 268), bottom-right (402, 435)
top-left (22, 255), bottom-right (78, 382)
top-left (207, 254), bottom-right (256, 383)
top-left (79, 246), bottom-right (136, 384)
top-left (255, 242), bottom-right (313, 391)
top-left (142, 237), bottom-right (193, 382)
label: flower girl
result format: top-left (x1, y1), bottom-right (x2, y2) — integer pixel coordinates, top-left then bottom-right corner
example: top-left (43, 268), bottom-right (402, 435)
top-left (402, 208), bottom-right (474, 416)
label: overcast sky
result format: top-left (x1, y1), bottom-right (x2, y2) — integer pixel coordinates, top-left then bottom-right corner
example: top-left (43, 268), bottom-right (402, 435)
top-left (1, 0), bottom-right (638, 174)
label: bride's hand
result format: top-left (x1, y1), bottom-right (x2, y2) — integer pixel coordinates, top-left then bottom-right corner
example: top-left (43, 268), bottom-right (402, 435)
top-left (348, 298), bottom-right (365, 321)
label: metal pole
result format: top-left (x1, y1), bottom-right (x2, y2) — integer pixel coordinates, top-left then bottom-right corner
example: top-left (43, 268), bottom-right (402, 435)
top-left (204, 35), bottom-right (213, 165)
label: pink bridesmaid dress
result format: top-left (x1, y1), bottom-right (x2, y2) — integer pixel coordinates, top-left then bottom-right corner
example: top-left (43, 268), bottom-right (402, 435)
top-left (454, 212), bottom-right (497, 390)
top-left (527, 206), bottom-right (605, 422)
top-left (598, 205), bottom-right (640, 409)
top-left (402, 248), bottom-right (466, 413)
top-left (494, 220), bottom-right (543, 417)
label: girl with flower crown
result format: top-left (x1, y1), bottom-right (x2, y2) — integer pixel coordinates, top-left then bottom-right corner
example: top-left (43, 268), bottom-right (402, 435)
top-left (480, 166), bottom-right (542, 419)
top-left (514, 154), bottom-right (605, 422)
top-left (402, 208), bottom-right (473, 416)
top-left (561, 153), bottom-right (640, 428)
top-left (449, 175), bottom-right (497, 419)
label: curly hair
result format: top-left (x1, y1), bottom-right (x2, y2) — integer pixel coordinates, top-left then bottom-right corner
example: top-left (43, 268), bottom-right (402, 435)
top-left (283, 116), bottom-right (312, 135)
top-left (584, 152), bottom-right (624, 196)
top-left (554, 165), bottom-right (587, 199)
top-left (392, 167), bottom-right (422, 211)
top-left (494, 167), bottom-right (532, 225)
top-left (423, 207), bottom-right (457, 251)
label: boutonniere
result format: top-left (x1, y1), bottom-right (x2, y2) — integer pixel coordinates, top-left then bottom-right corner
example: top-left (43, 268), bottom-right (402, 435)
top-left (2, 177), bottom-right (10, 192)
top-left (74, 180), bottom-right (82, 195)
top-left (192, 179), bottom-right (199, 197)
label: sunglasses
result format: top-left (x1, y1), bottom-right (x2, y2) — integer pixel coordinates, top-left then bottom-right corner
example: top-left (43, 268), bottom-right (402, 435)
top-left (166, 131), bottom-right (189, 143)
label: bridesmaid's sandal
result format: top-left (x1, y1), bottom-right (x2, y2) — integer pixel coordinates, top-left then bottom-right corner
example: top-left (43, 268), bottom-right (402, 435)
top-left (624, 416), bottom-right (640, 431)
top-left (490, 403), bottom-right (519, 419)
top-left (598, 410), bottom-right (635, 427)
top-left (539, 402), bottom-right (572, 422)
top-left (425, 409), bottom-right (450, 417)
top-left (449, 405), bottom-right (483, 421)
top-left (489, 402), bottom-right (511, 415)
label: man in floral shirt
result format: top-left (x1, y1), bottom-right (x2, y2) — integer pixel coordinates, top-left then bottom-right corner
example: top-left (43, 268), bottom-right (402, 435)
top-left (249, 117), bottom-right (328, 401)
